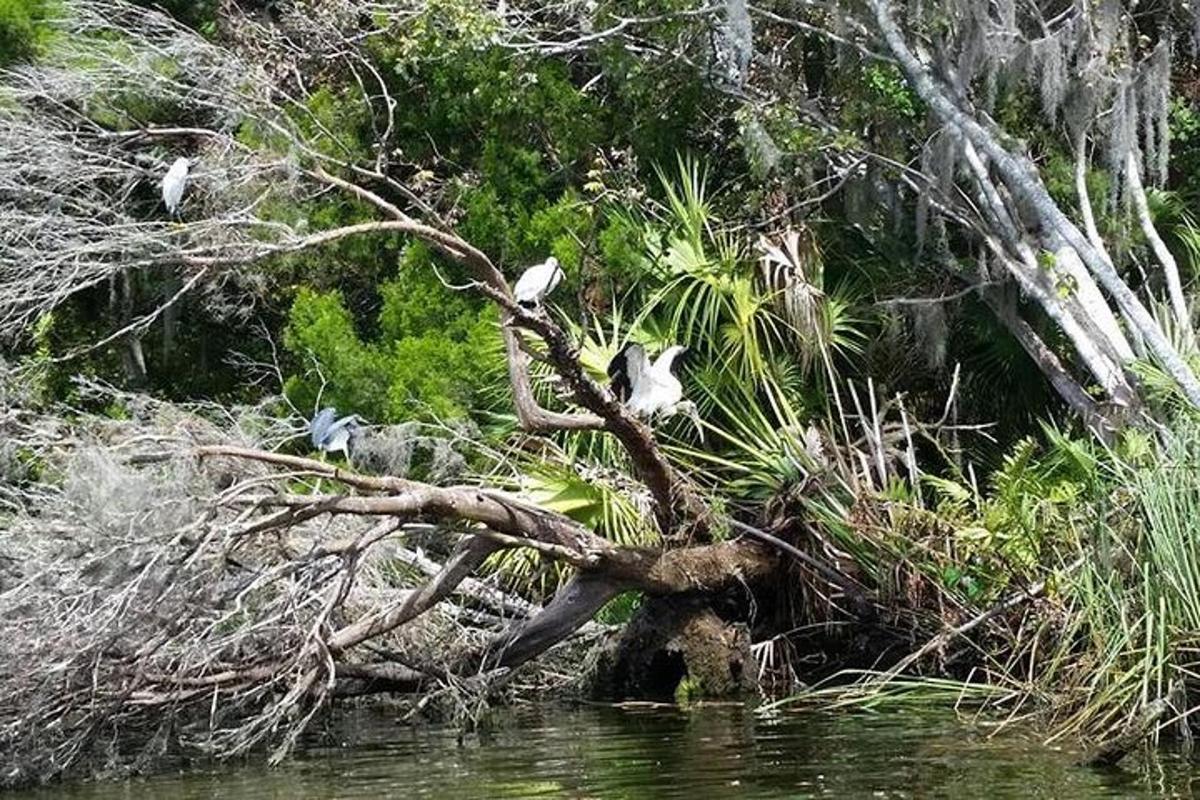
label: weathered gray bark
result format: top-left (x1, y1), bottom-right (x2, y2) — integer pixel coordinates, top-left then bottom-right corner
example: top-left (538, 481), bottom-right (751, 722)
top-left (979, 286), bottom-right (1116, 441)
top-left (481, 574), bottom-right (625, 670)
top-left (954, 133), bottom-right (1137, 410)
top-left (866, 0), bottom-right (1200, 409)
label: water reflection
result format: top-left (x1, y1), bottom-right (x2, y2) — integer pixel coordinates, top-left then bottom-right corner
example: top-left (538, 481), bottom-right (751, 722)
top-left (13, 704), bottom-right (1200, 799)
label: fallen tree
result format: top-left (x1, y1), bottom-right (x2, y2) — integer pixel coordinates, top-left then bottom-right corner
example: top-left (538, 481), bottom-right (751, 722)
top-left (9, 0), bottom-right (1192, 787)
top-left (0, 370), bottom-right (800, 787)
top-left (0, 5), bottom-right (821, 784)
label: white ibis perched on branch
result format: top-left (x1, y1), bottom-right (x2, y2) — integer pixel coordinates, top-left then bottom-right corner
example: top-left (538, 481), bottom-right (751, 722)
top-left (513, 256), bottom-right (563, 309)
top-left (309, 407), bottom-right (361, 461)
top-left (161, 156), bottom-right (191, 215)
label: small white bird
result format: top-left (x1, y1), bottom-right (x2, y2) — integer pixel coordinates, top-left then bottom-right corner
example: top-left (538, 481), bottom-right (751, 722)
top-left (309, 407), bottom-right (361, 461)
top-left (161, 156), bottom-right (191, 215)
top-left (513, 256), bottom-right (563, 309)
top-left (607, 342), bottom-right (688, 417)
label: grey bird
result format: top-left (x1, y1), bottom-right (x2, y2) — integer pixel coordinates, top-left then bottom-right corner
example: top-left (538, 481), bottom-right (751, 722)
top-left (309, 407), bottom-right (360, 461)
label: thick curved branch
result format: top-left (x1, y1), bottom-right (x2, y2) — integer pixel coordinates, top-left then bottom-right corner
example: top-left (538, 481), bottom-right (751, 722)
top-left (478, 573), bottom-right (624, 670)
top-left (199, 445), bottom-right (614, 566)
top-left (462, 537), bottom-right (781, 674)
top-left (308, 168), bottom-right (707, 532)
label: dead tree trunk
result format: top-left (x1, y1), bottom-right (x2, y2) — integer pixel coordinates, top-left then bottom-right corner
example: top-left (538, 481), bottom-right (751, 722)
top-left (862, 0), bottom-right (1200, 416)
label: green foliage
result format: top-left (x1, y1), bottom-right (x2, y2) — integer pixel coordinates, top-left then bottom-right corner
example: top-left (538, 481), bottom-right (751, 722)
top-left (283, 272), bottom-right (500, 423)
top-left (1027, 421), bottom-right (1200, 742)
top-left (595, 591), bottom-right (643, 625)
top-left (298, 86), bottom-right (375, 161)
top-left (520, 462), bottom-right (657, 547)
top-left (377, 0), bottom-right (499, 70)
top-left (131, 0), bottom-right (217, 34)
top-left (0, 0), bottom-right (49, 66)
top-left (284, 288), bottom-right (390, 417)
top-left (1169, 97), bottom-right (1200, 189)
top-left (860, 64), bottom-right (920, 120)
top-left (835, 62), bottom-right (922, 158)
top-left (674, 675), bottom-right (702, 705)
top-left (965, 425), bottom-right (1101, 571)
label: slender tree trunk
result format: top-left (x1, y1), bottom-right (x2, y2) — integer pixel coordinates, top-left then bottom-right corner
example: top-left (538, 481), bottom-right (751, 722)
top-left (866, 0), bottom-right (1200, 408)
top-left (1076, 131), bottom-right (1146, 357)
top-left (1127, 151), bottom-right (1192, 343)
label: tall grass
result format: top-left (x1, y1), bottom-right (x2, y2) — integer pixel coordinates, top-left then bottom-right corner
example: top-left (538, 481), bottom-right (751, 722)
top-left (1032, 422), bottom-right (1200, 743)
top-left (755, 409), bottom-right (1200, 750)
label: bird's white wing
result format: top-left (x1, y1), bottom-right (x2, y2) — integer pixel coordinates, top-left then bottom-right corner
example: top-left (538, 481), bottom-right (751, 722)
top-left (655, 371), bottom-right (683, 408)
top-left (625, 344), bottom-right (657, 412)
top-left (636, 346), bottom-right (684, 415)
top-left (514, 259), bottom-right (560, 304)
top-left (512, 265), bottom-right (541, 303)
top-left (652, 345), bottom-right (684, 375)
top-left (625, 343), bottom-right (650, 393)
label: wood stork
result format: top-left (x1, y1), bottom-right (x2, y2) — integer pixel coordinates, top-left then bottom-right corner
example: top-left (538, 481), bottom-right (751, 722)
top-left (161, 157), bottom-right (191, 215)
top-left (309, 407), bottom-right (360, 461)
top-left (513, 256), bottom-right (563, 309)
top-left (606, 342), bottom-right (688, 417)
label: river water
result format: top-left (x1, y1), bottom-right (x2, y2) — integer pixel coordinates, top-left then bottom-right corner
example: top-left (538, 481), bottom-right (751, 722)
top-left (14, 704), bottom-right (1200, 798)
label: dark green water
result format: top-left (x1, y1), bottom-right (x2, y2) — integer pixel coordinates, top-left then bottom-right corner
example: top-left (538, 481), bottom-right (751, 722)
top-left (14, 704), bottom-right (1200, 798)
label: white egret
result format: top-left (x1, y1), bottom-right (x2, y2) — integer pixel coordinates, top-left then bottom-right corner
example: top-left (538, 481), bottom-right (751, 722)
top-left (513, 256), bottom-right (563, 309)
top-left (161, 156), bottom-right (191, 215)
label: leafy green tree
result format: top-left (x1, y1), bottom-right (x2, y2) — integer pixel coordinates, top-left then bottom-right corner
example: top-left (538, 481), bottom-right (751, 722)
top-left (283, 252), bottom-right (502, 423)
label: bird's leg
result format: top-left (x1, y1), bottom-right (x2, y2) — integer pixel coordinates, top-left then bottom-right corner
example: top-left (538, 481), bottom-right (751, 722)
top-left (313, 452), bottom-right (328, 494)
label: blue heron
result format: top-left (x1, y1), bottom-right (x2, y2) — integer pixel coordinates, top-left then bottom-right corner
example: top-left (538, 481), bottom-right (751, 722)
top-left (309, 407), bottom-right (360, 462)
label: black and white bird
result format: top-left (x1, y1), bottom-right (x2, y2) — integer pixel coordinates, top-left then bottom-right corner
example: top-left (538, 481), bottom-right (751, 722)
top-left (606, 342), bottom-right (689, 417)
top-left (513, 256), bottom-right (564, 309)
top-left (161, 156), bottom-right (191, 215)
top-left (309, 407), bottom-right (360, 461)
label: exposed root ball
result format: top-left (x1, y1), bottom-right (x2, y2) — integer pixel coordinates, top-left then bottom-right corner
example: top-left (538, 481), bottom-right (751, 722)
top-left (598, 597), bottom-right (755, 700)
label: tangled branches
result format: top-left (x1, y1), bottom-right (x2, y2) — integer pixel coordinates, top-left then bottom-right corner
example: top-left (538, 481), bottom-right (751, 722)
top-left (0, 2), bottom-right (800, 785)
top-left (0, 376), bottom-right (777, 787)
top-left (0, 392), bottom-right (537, 784)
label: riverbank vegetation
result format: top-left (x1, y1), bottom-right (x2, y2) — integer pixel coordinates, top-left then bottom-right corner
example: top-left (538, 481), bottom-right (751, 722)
top-left (5, 0), bottom-right (1200, 787)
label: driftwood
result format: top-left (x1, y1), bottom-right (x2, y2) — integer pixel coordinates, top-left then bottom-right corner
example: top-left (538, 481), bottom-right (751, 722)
top-left (0, 396), bottom-right (790, 789)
